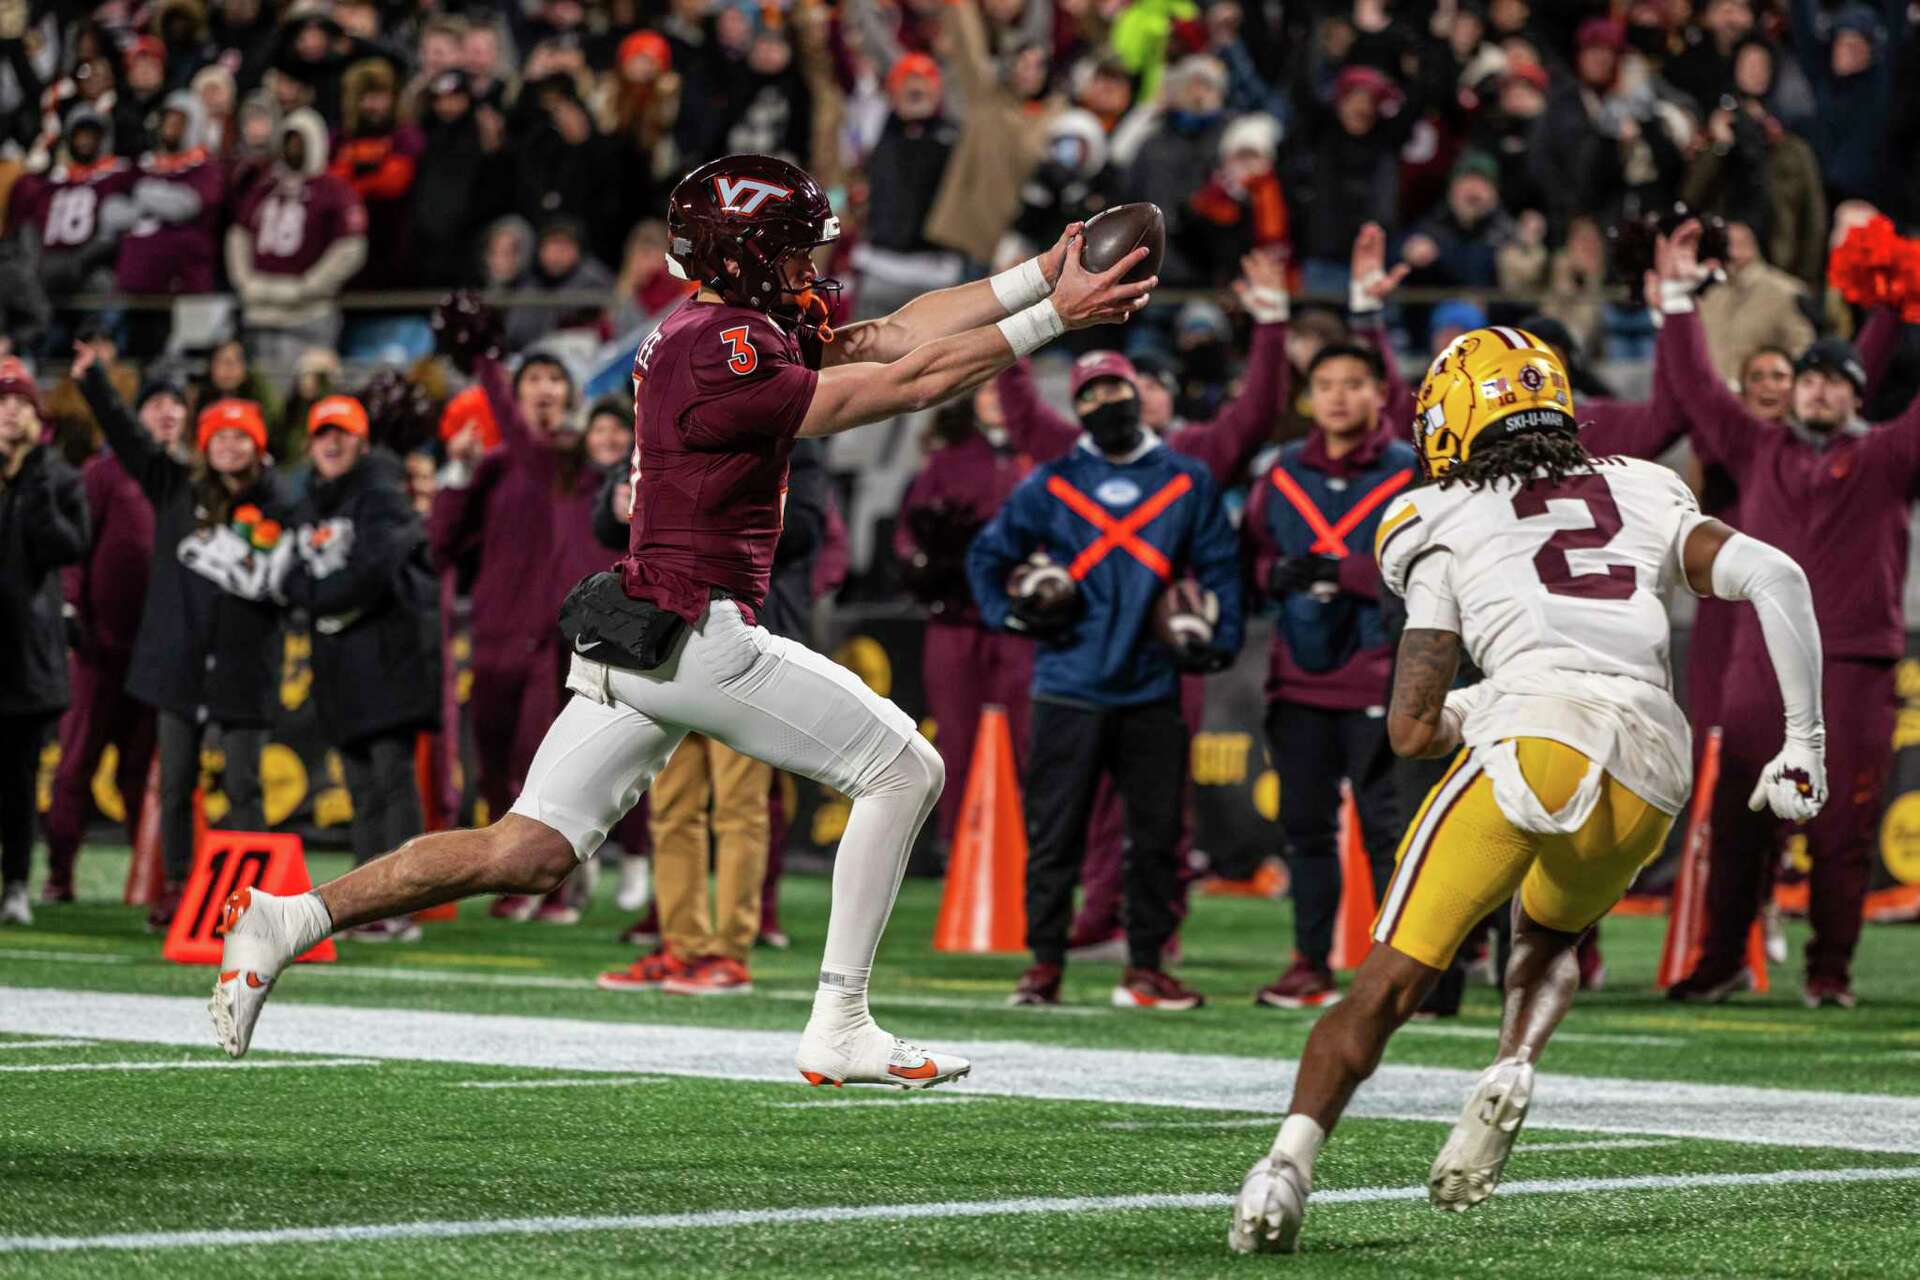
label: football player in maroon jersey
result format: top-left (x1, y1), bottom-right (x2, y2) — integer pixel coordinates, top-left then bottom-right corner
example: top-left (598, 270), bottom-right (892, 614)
top-left (213, 153), bottom-right (1152, 1088)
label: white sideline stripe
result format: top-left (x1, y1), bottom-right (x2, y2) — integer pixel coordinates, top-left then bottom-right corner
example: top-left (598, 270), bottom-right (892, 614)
top-left (1398, 1024), bottom-right (1683, 1048)
top-left (10, 989), bottom-right (1920, 1154)
top-left (769, 1096), bottom-right (987, 1109)
top-left (453, 1077), bottom-right (669, 1090)
top-left (1517, 1139), bottom-right (1680, 1153)
top-left (0, 1057), bottom-right (377, 1074)
top-left (6, 1166), bottom-right (1919, 1254)
top-left (0, 1039), bottom-right (92, 1050)
top-left (0, 948), bottom-right (131, 964)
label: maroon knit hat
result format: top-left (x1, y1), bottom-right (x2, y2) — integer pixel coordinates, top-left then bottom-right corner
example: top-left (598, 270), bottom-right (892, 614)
top-left (0, 357), bottom-right (41, 414)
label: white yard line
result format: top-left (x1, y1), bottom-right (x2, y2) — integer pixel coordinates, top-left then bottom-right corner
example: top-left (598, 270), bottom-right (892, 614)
top-left (5, 1165), bottom-right (1918, 1255)
top-left (0, 1056), bottom-right (376, 1074)
top-left (452, 1077), bottom-right (669, 1090)
top-left (0, 949), bottom-right (131, 964)
top-left (1516, 1139), bottom-right (1681, 1153)
top-left (7, 988), bottom-right (1920, 1154)
top-left (0, 1039), bottom-right (92, 1050)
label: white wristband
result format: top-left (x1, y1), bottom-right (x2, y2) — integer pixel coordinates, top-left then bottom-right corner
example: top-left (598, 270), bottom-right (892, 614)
top-left (990, 257), bottom-right (1051, 314)
top-left (1659, 278), bottom-right (1696, 315)
top-left (1349, 272), bottom-right (1384, 316)
top-left (996, 299), bottom-right (1065, 357)
top-left (1242, 285), bottom-right (1290, 325)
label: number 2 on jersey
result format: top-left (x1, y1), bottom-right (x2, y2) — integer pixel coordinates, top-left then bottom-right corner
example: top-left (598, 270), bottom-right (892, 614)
top-left (720, 326), bottom-right (758, 375)
top-left (1511, 473), bottom-right (1636, 600)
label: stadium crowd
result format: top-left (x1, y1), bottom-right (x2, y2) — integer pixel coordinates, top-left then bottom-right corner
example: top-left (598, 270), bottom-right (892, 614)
top-left (1, 0), bottom-right (1918, 1007)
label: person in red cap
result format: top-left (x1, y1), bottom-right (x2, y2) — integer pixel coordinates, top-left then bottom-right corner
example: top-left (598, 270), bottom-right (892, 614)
top-left (71, 343), bottom-right (289, 929)
top-left (1534, 17), bottom-right (1690, 234)
top-left (0, 357), bottom-right (88, 926)
top-left (276, 395), bottom-right (438, 940)
top-left (112, 36), bottom-right (169, 156)
top-left (1287, 63), bottom-right (1413, 298)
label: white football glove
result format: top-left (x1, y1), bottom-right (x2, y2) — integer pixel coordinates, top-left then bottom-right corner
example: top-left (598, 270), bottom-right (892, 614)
top-left (1748, 733), bottom-right (1826, 824)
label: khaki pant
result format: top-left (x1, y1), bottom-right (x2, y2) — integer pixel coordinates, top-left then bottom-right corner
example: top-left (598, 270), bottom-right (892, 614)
top-left (651, 733), bottom-right (773, 963)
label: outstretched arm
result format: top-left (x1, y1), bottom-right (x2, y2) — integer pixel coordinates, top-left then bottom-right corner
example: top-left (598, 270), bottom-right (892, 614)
top-left (826, 225), bottom-right (1085, 367)
top-left (1347, 224), bottom-right (1415, 434)
top-left (801, 247), bottom-right (1155, 436)
top-left (1683, 518), bottom-right (1825, 821)
top-left (1652, 221), bottom-right (1762, 476)
top-left (993, 358), bottom-right (1081, 462)
top-left (1167, 251), bottom-right (1291, 481)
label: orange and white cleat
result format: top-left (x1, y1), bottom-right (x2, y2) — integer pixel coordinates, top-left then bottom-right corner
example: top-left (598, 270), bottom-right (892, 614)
top-left (794, 1020), bottom-right (970, 1090)
top-left (207, 888), bottom-right (303, 1058)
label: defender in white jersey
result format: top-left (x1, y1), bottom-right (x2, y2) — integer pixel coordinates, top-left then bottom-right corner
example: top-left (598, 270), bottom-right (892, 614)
top-left (1230, 327), bottom-right (1829, 1255)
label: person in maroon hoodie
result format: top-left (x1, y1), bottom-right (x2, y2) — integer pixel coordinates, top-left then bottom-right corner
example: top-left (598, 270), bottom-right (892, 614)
top-left (427, 343), bottom-right (605, 922)
top-left (992, 249), bottom-right (1292, 947)
top-left (112, 92), bottom-right (225, 358)
top-left (41, 377), bottom-right (184, 901)
top-left (894, 384), bottom-right (1034, 851)
top-left (1656, 219), bottom-right (1920, 1008)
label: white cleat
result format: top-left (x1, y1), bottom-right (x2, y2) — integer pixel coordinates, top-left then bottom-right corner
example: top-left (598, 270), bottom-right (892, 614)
top-left (1228, 1154), bottom-right (1310, 1254)
top-left (0, 883), bottom-right (32, 926)
top-left (1429, 1054), bottom-right (1535, 1211)
top-left (207, 888), bottom-right (301, 1058)
top-left (795, 1020), bottom-right (971, 1090)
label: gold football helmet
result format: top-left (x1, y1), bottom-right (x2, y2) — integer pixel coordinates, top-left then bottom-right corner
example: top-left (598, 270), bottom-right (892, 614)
top-left (1412, 326), bottom-right (1577, 480)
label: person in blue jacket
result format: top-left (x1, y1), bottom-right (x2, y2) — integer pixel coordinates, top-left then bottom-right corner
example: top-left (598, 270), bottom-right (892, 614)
top-left (1243, 341), bottom-right (1416, 1010)
top-left (967, 353), bottom-right (1243, 1011)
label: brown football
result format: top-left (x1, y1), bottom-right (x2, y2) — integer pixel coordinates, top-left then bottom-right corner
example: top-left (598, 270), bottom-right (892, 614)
top-left (1007, 554), bottom-right (1079, 624)
top-left (1079, 203), bottom-right (1165, 284)
top-left (1150, 578), bottom-right (1220, 650)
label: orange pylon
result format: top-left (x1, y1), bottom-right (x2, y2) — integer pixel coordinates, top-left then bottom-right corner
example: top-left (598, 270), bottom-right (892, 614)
top-left (933, 707), bottom-right (1028, 953)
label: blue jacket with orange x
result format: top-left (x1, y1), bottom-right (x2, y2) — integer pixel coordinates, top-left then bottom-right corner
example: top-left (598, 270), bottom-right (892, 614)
top-left (967, 434), bottom-right (1244, 707)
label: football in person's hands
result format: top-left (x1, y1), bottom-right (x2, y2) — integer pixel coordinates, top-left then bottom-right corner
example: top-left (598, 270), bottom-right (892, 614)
top-left (1151, 578), bottom-right (1220, 651)
top-left (1007, 554), bottom-right (1080, 630)
top-left (1080, 203), bottom-right (1165, 284)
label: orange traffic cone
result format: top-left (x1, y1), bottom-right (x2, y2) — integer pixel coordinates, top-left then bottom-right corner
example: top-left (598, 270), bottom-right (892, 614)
top-left (1745, 915), bottom-right (1771, 994)
top-left (412, 731), bottom-right (458, 923)
top-left (1329, 785), bottom-right (1378, 970)
top-left (933, 706), bottom-right (1028, 953)
top-left (1659, 729), bottom-right (1721, 988)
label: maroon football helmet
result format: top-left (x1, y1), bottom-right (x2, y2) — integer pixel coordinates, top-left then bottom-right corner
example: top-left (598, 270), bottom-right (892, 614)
top-left (667, 154), bottom-right (842, 336)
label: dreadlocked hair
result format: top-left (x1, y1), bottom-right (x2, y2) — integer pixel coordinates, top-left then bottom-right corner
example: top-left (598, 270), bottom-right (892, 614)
top-left (1439, 430), bottom-right (1596, 492)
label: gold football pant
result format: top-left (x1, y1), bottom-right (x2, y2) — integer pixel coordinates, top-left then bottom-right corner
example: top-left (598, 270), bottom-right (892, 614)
top-left (650, 733), bottom-right (773, 963)
top-left (1373, 738), bottom-right (1673, 970)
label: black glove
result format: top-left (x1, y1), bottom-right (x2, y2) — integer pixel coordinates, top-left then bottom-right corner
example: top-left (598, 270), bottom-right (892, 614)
top-left (1009, 591), bottom-right (1081, 638)
top-left (1267, 554), bottom-right (1339, 597)
top-left (431, 291), bottom-right (503, 374)
top-left (1174, 639), bottom-right (1231, 674)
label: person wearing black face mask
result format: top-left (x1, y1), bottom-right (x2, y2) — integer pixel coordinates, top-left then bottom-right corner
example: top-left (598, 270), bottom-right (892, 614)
top-left (968, 355), bottom-right (1246, 1012)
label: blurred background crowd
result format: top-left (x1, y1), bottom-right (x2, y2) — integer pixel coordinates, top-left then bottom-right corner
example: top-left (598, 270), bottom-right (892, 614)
top-left (2, 0), bottom-right (1919, 1004)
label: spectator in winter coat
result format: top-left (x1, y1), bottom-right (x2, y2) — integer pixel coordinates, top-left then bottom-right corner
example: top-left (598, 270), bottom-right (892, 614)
top-left (501, 218), bottom-right (615, 353)
top-left (1283, 65), bottom-right (1410, 297)
top-left (716, 25), bottom-right (812, 164)
top-left (330, 58), bottom-right (422, 289)
top-left (851, 54), bottom-right (962, 318)
top-left (112, 92), bottom-right (225, 358)
top-left (1681, 41), bottom-right (1829, 291)
top-left (1121, 55), bottom-right (1231, 288)
top-left (1397, 151), bottom-right (1524, 289)
top-left (1469, 59), bottom-right (1552, 221)
top-left (1664, 0), bottom-right (1758, 113)
top-left (426, 349), bottom-right (603, 922)
top-left (279, 395), bottom-right (438, 938)
top-left (73, 345), bottom-right (287, 930)
top-left (1530, 18), bottom-right (1690, 235)
top-left (12, 110), bottom-right (134, 334)
top-left (1004, 107), bottom-right (1117, 268)
top-left (1695, 221), bottom-right (1816, 382)
top-left (43, 377), bottom-right (181, 902)
top-left (1186, 111), bottom-right (1288, 284)
top-left (226, 108), bottom-right (368, 366)
top-left (1790, 0), bottom-right (1906, 207)
top-left (0, 359), bottom-right (88, 926)
top-left (409, 72), bottom-right (506, 289)
top-left (512, 74), bottom-right (620, 265)
top-left (603, 31), bottom-right (682, 247)
top-left (111, 36), bottom-right (170, 160)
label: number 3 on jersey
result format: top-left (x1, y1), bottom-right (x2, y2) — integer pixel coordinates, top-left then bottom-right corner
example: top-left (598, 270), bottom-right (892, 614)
top-left (1511, 473), bottom-right (1635, 600)
top-left (720, 326), bottom-right (759, 376)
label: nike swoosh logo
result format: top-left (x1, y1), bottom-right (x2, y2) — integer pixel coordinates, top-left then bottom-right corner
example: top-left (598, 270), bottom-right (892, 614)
top-left (888, 1059), bottom-right (939, 1080)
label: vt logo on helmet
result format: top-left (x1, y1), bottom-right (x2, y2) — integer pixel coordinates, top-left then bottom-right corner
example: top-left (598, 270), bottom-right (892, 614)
top-left (668, 154), bottom-right (843, 338)
top-left (1413, 326), bottom-right (1577, 481)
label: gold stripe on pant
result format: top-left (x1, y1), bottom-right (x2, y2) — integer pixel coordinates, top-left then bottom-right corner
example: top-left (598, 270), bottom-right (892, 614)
top-left (649, 732), bottom-right (773, 963)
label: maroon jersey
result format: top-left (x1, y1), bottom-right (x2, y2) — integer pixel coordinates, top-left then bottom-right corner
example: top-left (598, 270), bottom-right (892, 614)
top-left (618, 298), bottom-right (821, 624)
top-left (233, 172), bottom-right (366, 277)
top-left (12, 158), bottom-right (134, 252)
top-left (116, 149), bottom-right (226, 294)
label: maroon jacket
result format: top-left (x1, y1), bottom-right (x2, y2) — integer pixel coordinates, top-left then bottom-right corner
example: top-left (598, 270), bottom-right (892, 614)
top-left (62, 451), bottom-right (155, 662)
top-left (1661, 308), bottom-right (1920, 662)
top-left (994, 320), bottom-right (1290, 478)
top-left (894, 430), bottom-right (1032, 623)
top-left (427, 356), bottom-right (607, 671)
top-left (115, 149), bottom-right (225, 294)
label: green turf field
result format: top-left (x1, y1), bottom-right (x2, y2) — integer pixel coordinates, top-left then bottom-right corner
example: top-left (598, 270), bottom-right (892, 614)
top-left (3, 847), bottom-right (1919, 1277)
